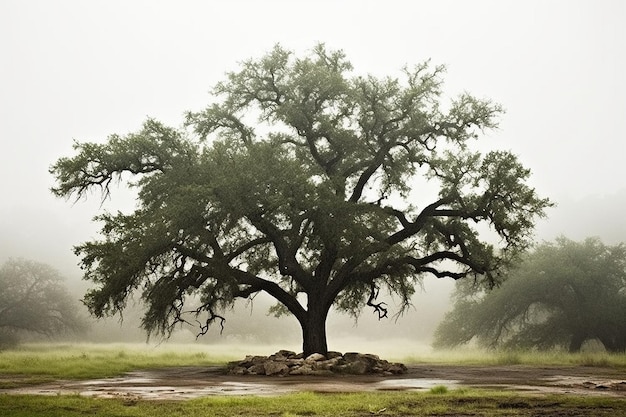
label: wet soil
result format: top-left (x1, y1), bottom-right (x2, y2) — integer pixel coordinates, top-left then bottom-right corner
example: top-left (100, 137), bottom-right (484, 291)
top-left (2, 364), bottom-right (625, 400)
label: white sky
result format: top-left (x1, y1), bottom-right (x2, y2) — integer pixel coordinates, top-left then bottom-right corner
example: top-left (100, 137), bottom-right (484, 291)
top-left (1, 0), bottom-right (625, 274)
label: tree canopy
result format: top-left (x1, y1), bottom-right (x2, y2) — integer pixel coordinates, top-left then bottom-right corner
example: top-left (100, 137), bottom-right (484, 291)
top-left (0, 259), bottom-right (85, 346)
top-left (433, 237), bottom-right (626, 352)
top-left (51, 44), bottom-right (551, 356)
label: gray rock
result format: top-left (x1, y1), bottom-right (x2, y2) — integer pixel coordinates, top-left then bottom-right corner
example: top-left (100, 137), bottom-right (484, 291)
top-left (343, 352), bottom-right (361, 362)
top-left (345, 359), bottom-right (372, 374)
top-left (386, 363), bottom-right (408, 374)
top-left (289, 364), bottom-right (315, 375)
top-left (316, 356), bottom-right (342, 370)
top-left (239, 355), bottom-right (266, 368)
top-left (264, 361), bottom-right (289, 376)
top-left (248, 363), bottom-right (266, 375)
top-left (286, 358), bottom-right (304, 367)
top-left (327, 351), bottom-right (343, 359)
top-left (304, 353), bottom-right (326, 362)
top-left (229, 366), bottom-right (247, 375)
top-left (227, 350), bottom-right (407, 376)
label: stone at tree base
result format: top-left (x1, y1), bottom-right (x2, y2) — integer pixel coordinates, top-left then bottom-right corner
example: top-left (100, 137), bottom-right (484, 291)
top-left (263, 361), bottom-right (290, 376)
top-left (317, 356), bottom-right (342, 371)
top-left (386, 363), bottom-right (408, 374)
top-left (304, 353), bottom-right (326, 362)
top-left (269, 350), bottom-right (297, 360)
top-left (237, 355), bottom-right (266, 368)
top-left (327, 351), bottom-right (343, 359)
top-left (226, 351), bottom-right (407, 376)
top-left (229, 366), bottom-right (247, 375)
top-left (248, 363), bottom-right (266, 375)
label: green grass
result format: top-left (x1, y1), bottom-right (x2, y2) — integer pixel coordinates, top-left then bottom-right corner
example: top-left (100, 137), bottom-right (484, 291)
top-left (1, 343), bottom-right (624, 387)
top-left (400, 348), bottom-right (626, 368)
top-left (1, 343), bottom-right (626, 416)
top-left (2, 390), bottom-right (625, 416)
top-left (0, 343), bottom-right (237, 383)
top-left (428, 385), bottom-right (449, 394)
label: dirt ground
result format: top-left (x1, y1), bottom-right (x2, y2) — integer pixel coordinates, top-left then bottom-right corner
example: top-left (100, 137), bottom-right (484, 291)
top-left (2, 364), bottom-right (626, 400)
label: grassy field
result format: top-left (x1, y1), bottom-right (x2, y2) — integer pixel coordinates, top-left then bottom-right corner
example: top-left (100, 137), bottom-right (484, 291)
top-left (2, 389), bottom-right (626, 416)
top-left (1, 343), bottom-right (625, 416)
top-left (1, 342), bottom-right (624, 383)
top-left (403, 348), bottom-right (626, 368)
top-left (0, 343), bottom-right (234, 385)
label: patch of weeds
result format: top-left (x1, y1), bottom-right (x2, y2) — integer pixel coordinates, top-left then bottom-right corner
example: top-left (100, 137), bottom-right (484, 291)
top-left (577, 353), bottom-right (610, 367)
top-left (496, 351), bottom-right (522, 365)
top-left (429, 385), bottom-right (449, 394)
top-left (192, 352), bottom-right (207, 360)
top-left (451, 387), bottom-right (471, 395)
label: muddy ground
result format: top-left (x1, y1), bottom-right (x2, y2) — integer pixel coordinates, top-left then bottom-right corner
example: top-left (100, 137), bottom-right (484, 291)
top-left (2, 364), bottom-right (625, 400)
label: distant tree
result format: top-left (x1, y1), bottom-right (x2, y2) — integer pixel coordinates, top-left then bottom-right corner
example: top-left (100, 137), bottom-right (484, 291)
top-left (50, 44), bottom-right (551, 356)
top-left (0, 259), bottom-right (85, 346)
top-left (433, 237), bottom-right (626, 352)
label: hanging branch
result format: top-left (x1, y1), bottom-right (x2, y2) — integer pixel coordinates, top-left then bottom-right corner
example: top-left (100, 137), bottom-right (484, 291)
top-left (366, 282), bottom-right (388, 319)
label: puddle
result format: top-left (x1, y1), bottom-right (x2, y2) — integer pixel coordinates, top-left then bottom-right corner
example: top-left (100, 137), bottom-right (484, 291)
top-left (3, 378), bottom-right (462, 399)
top-left (9, 382), bottom-right (295, 398)
top-left (0, 377), bottom-right (458, 400)
top-left (376, 378), bottom-right (459, 391)
top-left (77, 377), bottom-right (158, 385)
top-left (2, 366), bottom-right (624, 400)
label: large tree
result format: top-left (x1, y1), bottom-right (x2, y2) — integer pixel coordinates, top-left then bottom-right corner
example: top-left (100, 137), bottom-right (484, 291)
top-left (51, 44), bottom-right (550, 356)
top-left (0, 259), bottom-right (85, 346)
top-left (433, 237), bottom-right (626, 352)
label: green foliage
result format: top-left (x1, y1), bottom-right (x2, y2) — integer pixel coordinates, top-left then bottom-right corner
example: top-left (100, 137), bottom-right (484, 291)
top-left (433, 237), bottom-right (626, 352)
top-left (51, 44), bottom-right (551, 354)
top-left (0, 259), bottom-right (86, 347)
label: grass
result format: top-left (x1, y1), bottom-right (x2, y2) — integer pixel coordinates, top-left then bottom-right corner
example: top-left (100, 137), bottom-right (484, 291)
top-left (400, 348), bottom-right (626, 368)
top-left (0, 343), bottom-right (237, 384)
top-left (429, 385), bottom-right (449, 394)
top-left (1, 343), bottom-right (626, 416)
top-left (1, 342), bottom-right (624, 386)
top-left (2, 390), bottom-right (626, 416)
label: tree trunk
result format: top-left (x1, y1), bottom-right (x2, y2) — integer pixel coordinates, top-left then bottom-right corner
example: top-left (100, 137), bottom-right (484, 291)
top-left (598, 333), bottom-right (626, 353)
top-left (300, 303), bottom-right (330, 357)
top-left (568, 332), bottom-right (586, 353)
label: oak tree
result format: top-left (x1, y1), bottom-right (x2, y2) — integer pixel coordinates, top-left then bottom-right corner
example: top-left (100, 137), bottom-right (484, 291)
top-left (51, 45), bottom-right (551, 356)
top-left (0, 259), bottom-right (85, 346)
top-left (433, 237), bottom-right (626, 352)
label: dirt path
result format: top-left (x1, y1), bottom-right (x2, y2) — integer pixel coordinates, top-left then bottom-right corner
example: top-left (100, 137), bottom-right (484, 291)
top-left (2, 364), bottom-right (625, 400)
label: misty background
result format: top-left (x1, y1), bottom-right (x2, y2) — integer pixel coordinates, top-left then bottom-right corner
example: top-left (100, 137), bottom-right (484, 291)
top-left (1, 0), bottom-right (625, 353)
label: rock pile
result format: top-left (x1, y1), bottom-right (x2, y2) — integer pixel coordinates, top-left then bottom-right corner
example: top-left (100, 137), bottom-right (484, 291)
top-left (227, 350), bottom-right (408, 376)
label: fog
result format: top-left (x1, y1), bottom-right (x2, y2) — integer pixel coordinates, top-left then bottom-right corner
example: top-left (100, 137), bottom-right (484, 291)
top-left (1, 0), bottom-right (625, 353)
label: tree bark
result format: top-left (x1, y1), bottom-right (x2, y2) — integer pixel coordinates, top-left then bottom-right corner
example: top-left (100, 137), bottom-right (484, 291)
top-left (568, 332), bottom-right (586, 353)
top-left (598, 332), bottom-right (626, 353)
top-left (300, 302), bottom-right (330, 357)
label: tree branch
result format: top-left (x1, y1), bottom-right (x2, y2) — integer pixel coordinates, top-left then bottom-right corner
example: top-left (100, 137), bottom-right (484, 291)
top-left (246, 212), bottom-right (311, 288)
top-left (366, 282), bottom-right (388, 319)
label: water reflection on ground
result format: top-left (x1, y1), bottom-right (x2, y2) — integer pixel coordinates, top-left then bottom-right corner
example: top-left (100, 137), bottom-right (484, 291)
top-left (2, 365), bottom-right (625, 400)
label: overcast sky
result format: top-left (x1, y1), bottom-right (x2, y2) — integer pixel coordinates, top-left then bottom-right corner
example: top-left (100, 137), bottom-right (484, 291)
top-left (1, 0), bottom-right (625, 277)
